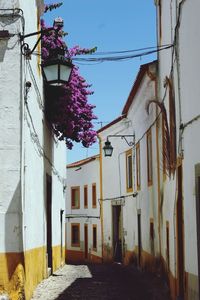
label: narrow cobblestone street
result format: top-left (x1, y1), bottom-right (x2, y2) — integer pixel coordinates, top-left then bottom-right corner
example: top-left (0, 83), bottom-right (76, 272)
top-left (31, 264), bottom-right (170, 300)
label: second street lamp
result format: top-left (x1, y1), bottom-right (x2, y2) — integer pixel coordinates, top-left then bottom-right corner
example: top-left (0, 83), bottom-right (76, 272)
top-left (103, 138), bottom-right (114, 157)
top-left (103, 134), bottom-right (135, 157)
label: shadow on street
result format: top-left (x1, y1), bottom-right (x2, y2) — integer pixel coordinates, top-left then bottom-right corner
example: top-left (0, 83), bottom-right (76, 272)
top-left (55, 263), bottom-right (171, 300)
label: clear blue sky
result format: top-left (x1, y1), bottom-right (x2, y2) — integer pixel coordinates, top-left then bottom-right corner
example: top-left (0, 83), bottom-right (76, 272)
top-left (44, 0), bottom-right (156, 163)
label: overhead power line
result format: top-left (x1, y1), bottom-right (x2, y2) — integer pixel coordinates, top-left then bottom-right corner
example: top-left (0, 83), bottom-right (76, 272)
top-left (86, 44), bottom-right (172, 55)
top-left (33, 44), bottom-right (173, 64)
top-left (72, 44), bottom-right (173, 64)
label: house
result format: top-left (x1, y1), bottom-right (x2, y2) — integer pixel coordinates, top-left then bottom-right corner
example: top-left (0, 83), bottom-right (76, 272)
top-left (98, 0), bottom-right (200, 298)
top-left (98, 61), bottom-right (159, 265)
top-left (155, 0), bottom-right (200, 299)
top-left (66, 155), bottom-right (102, 264)
top-left (0, 1), bottom-right (66, 299)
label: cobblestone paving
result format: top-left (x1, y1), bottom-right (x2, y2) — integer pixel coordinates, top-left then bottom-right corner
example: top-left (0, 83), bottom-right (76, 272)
top-left (31, 264), bottom-right (171, 300)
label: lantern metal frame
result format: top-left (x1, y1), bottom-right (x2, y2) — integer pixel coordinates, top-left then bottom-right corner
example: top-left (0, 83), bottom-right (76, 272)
top-left (20, 27), bottom-right (55, 57)
top-left (103, 134), bottom-right (135, 157)
top-left (20, 27), bottom-right (73, 86)
top-left (41, 55), bottom-right (73, 86)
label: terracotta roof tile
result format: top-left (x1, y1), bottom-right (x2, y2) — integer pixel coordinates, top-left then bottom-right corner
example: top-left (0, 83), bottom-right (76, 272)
top-left (67, 154), bottom-right (100, 168)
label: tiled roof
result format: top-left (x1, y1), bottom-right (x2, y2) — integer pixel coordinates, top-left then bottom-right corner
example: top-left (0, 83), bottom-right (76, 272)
top-left (67, 154), bottom-right (100, 168)
top-left (97, 115), bottom-right (126, 134)
top-left (122, 60), bottom-right (157, 115)
top-left (97, 60), bottom-right (157, 135)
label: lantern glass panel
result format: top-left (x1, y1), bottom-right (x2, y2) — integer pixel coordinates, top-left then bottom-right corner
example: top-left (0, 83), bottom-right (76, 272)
top-left (103, 144), bottom-right (113, 157)
top-left (43, 64), bottom-right (58, 82)
top-left (60, 64), bottom-right (72, 82)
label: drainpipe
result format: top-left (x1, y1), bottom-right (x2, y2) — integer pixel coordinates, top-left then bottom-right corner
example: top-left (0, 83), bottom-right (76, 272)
top-left (98, 134), bottom-right (104, 262)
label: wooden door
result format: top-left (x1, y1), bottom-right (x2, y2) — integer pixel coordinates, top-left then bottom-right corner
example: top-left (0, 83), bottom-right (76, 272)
top-left (84, 224), bottom-right (88, 260)
top-left (112, 205), bottom-right (122, 262)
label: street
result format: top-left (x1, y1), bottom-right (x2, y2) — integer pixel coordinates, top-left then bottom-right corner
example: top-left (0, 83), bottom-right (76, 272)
top-left (31, 263), bottom-right (170, 300)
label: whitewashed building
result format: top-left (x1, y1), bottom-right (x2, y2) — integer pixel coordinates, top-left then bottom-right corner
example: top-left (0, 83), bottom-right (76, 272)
top-left (0, 1), bottom-right (66, 299)
top-left (98, 0), bottom-right (200, 298)
top-left (66, 155), bottom-right (102, 263)
top-left (154, 0), bottom-right (200, 299)
top-left (98, 61), bottom-right (159, 265)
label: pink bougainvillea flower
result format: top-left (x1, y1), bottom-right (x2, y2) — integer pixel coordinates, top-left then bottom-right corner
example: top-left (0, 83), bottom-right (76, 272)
top-left (41, 7), bottom-right (97, 149)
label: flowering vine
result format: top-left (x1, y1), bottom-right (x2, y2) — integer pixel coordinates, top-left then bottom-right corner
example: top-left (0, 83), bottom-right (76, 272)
top-left (42, 3), bottom-right (97, 149)
top-left (44, 2), bottom-right (63, 13)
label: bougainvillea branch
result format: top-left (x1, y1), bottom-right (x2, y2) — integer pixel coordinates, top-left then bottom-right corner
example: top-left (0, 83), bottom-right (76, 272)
top-left (44, 2), bottom-right (63, 13)
top-left (41, 8), bottom-right (97, 149)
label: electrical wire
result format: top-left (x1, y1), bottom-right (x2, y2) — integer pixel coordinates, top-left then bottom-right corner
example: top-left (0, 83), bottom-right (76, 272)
top-left (27, 60), bottom-right (44, 111)
top-left (72, 45), bottom-right (173, 64)
top-left (65, 215), bottom-right (100, 219)
top-left (25, 101), bottom-right (65, 185)
top-left (91, 44), bottom-right (172, 55)
top-left (25, 60), bottom-right (65, 185)
top-left (32, 44), bottom-right (173, 65)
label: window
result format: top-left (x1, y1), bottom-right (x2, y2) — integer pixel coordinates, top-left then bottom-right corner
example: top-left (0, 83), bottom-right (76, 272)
top-left (71, 186), bottom-right (80, 209)
top-left (92, 183), bottom-right (97, 208)
top-left (136, 143), bottom-right (141, 190)
top-left (84, 185), bottom-right (88, 208)
top-left (147, 129), bottom-right (153, 185)
top-left (71, 223), bottom-right (80, 247)
top-left (126, 149), bottom-right (133, 192)
top-left (92, 225), bottom-right (97, 251)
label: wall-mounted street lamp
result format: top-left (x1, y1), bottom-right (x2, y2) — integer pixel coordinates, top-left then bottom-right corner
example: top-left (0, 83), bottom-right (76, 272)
top-left (41, 50), bottom-right (73, 86)
top-left (20, 23), bottom-right (73, 86)
top-left (103, 135), bottom-right (135, 157)
top-left (103, 138), bottom-right (114, 157)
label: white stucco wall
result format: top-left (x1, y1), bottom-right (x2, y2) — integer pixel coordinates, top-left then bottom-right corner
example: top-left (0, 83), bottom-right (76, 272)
top-left (66, 156), bottom-right (102, 259)
top-left (0, 0), bottom-right (66, 258)
top-left (178, 0), bottom-right (200, 276)
top-left (0, 0), bottom-right (24, 253)
top-left (99, 65), bottom-right (159, 262)
top-left (157, 1), bottom-right (200, 297)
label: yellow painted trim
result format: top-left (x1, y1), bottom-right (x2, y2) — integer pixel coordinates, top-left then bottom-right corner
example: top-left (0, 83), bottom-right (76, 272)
top-left (37, 8), bottom-right (41, 76)
top-left (146, 129), bottom-right (153, 186)
top-left (98, 134), bottom-right (104, 260)
top-left (52, 245), bottom-right (65, 272)
top-left (136, 142), bottom-right (141, 190)
top-left (24, 246), bottom-right (47, 300)
top-left (84, 184), bottom-right (88, 208)
top-left (92, 183), bottom-right (97, 208)
top-left (0, 246), bottom-right (46, 300)
top-left (0, 244), bottom-right (65, 300)
top-left (125, 148), bottom-right (134, 193)
top-left (71, 186), bottom-right (80, 209)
